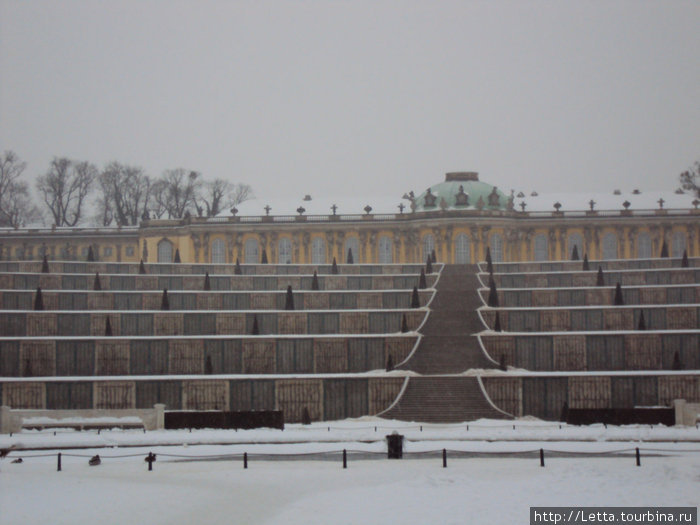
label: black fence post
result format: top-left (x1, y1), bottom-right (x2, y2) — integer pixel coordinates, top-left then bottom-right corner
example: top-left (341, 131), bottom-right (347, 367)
top-left (635, 448), bottom-right (641, 467)
top-left (540, 448), bottom-right (545, 467)
top-left (243, 452), bottom-right (248, 469)
top-left (57, 453), bottom-right (62, 472)
top-left (442, 449), bottom-right (447, 468)
top-left (343, 449), bottom-right (347, 469)
top-left (146, 452), bottom-right (156, 472)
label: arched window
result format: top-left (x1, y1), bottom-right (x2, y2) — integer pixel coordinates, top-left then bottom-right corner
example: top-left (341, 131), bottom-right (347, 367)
top-left (211, 238), bottom-right (226, 264)
top-left (637, 232), bottom-right (652, 259)
top-left (454, 233), bottom-right (471, 264)
top-left (157, 239), bottom-right (173, 263)
top-left (533, 234), bottom-right (549, 261)
top-left (244, 238), bottom-right (259, 264)
top-left (567, 233), bottom-right (583, 259)
top-left (672, 232), bottom-right (687, 258)
top-left (344, 236), bottom-right (360, 264)
top-left (489, 234), bottom-right (503, 262)
top-left (311, 237), bottom-right (326, 264)
top-left (278, 237), bottom-right (292, 264)
top-left (422, 234), bottom-right (435, 263)
top-left (378, 236), bottom-right (393, 263)
top-left (601, 233), bottom-right (618, 260)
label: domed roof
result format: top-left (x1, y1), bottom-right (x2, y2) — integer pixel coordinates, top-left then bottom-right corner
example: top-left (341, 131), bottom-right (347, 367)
top-left (413, 172), bottom-right (509, 212)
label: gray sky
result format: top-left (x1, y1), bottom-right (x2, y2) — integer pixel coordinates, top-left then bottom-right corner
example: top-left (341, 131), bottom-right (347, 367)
top-left (1, 0), bottom-right (699, 202)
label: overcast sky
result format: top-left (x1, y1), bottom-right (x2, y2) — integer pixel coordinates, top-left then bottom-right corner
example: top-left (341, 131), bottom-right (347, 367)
top-left (1, 0), bottom-right (698, 203)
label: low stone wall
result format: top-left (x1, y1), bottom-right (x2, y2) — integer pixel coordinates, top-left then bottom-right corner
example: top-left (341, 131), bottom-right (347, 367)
top-left (673, 399), bottom-right (700, 426)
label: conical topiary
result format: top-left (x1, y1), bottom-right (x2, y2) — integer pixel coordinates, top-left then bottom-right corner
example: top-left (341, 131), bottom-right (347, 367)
top-left (426, 255), bottom-right (433, 275)
top-left (410, 286), bottom-right (420, 308)
top-left (431, 249), bottom-right (437, 264)
top-left (205, 355), bottom-right (213, 375)
top-left (311, 270), bottom-right (320, 291)
top-left (582, 253), bottom-right (590, 271)
top-left (160, 289), bottom-right (170, 310)
top-left (637, 310), bottom-right (646, 330)
top-left (613, 282), bottom-right (624, 306)
top-left (499, 354), bottom-right (507, 371)
top-left (87, 245), bottom-right (95, 262)
top-left (235, 257), bottom-right (242, 275)
top-left (331, 257), bottom-right (338, 274)
top-left (203, 272), bottom-right (211, 291)
top-left (681, 249), bottom-right (689, 268)
top-left (401, 314), bottom-right (408, 333)
top-left (41, 255), bottom-right (50, 273)
top-left (488, 276), bottom-right (499, 307)
top-left (571, 245), bottom-right (580, 261)
top-left (494, 311), bottom-right (502, 332)
top-left (251, 315), bottom-right (259, 335)
top-left (261, 249), bottom-right (268, 264)
top-left (301, 407), bottom-right (311, 425)
top-left (346, 248), bottom-right (354, 264)
top-left (34, 287), bottom-right (44, 311)
top-left (596, 266), bottom-right (605, 286)
top-left (672, 351), bottom-right (683, 370)
top-left (139, 260), bottom-right (147, 274)
top-left (418, 268), bottom-right (427, 289)
top-left (385, 354), bottom-right (394, 372)
top-left (660, 240), bottom-right (669, 258)
top-left (174, 249), bottom-right (181, 263)
top-left (93, 272), bottom-right (102, 291)
top-left (285, 285), bottom-right (294, 310)
top-left (104, 316), bottom-right (113, 336)
top-left (485, 247), bottom-right (493, 274)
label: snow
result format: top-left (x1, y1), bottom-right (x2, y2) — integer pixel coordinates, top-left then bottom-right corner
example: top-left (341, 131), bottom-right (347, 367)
top-left (2, 419), bottom-right (700, 525)
top-left (232, 194), bottom-right (406, 217)
top-left (515, 190), bottom-right (696, 212)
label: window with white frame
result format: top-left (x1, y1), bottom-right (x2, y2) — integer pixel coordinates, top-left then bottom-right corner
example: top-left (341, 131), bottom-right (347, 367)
top-left (454, 233), bottom-right (471, 264)
top-left (157, 239), bottom-right (173, 263)
top-left (567, 233), bottom-right (583, 259)
top-left (637, 232), bottom-right (652, 259)
top-left (422, 234), bottom-right (435, 263)
top-left (601, 233), bottom-right (618, 260)
top-left (344, 237), bottom-right (359, 264)
top-left (533, 234), bottom-right (549, 261)
top-left (378, 236), bottom-right (393, 263)
top-left (311, 237), bottom-right (326, 264)
top-left (489, 234), bottom-right (503, 262)
top-left (244, 238), bottom-right (259, 264)
top-left (211, 238), bottom-right (226, 264)
top-left (278, 237), bottom-right (292, 264)
top-left (672, 232), bottom-right (686, 258)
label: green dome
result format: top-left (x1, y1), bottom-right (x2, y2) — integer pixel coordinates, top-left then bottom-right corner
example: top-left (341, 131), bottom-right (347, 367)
top-left (414, 172), bottom-right (509, 212)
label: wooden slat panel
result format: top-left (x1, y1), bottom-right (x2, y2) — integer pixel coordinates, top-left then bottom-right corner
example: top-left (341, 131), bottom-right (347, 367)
top-left (276, 379), bottom-right (322, 423)
top-left (638, 288), bottom-right (665, 305)
top-left (569, 376), bottom-right (611, 408)
top-left (522, 377), bottom-right (568, 420)
top-left (183, 313), bottom-right (217, 335)
top-left (118, 313), bottom-right (148, 336)
top-left (242, 339), bottom-right (276, 373)
top-left (314, 338), bottom-right (347, 373)
top-left (308, 313), bottom-right (338, 334)
top-left (633, 376), bottom-right (658, 406)
top-left (604, 309), bottom-right (634, 330)
top-left (532, 290), bottom-right (558, 307)
top-left (666, 307), bottom-right (697, 330)
top-left (482, 377), bottom-right (522, 416)
top-left (610, 377), bottom-right (635, 408)
top-left (197, 293), bottom-right (222, 310)
top-left (368, 377), bottom-right (404, 414)
top-left (216, 313), bottom-right (245, 335)
top-left (135, 380), bottom-right (182, 409)
top-left (340, 312), bottom-right (369, 334)
top-left (541, 310), bottom-right (570, 331)
top-left (94, 381), bottom-right (135, 409)
top-left (2, 382), bottom-right (46, 408)
top-left (278, 312), bottom-right (307, 334)
top-left (58, 313), bottom-right (91, 336)
top-left (658, 376), bottom-right (699, 405)
top-left (56, 340), bottom-right (94, 376)
top-left (95, 340), bottom-right (130, 375)
top-left (169, 340), bottom-right (204, 374)
top-left (154, 313), bottom-right (183, 336)
top-left (304, 293), bottom-right (330, 309)
top-left (0, 340), bottom-right (20, 376)
top-left (26, 313), bottom-right (57, 336)
top-left (624, 334), bottom-right (661, 370)
top-left (182, 380), bottom-right (228, 410)
top-left (385, 338), bottom-right (415, 366)
top-left (553, 335), bottom-right (586, 371)
top-left (87, 292), bottom-right (112, 310)
top-left (130, 340), bottom-right (169, 375)
top-left (46, 382), bottom-right (92, 409)
top-left (19, 340), bottom-right (56, 376)
top-left (357, 293), bottom-right (382, 309)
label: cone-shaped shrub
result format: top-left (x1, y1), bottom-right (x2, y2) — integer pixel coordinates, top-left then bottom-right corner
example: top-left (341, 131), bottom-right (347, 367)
top-left (418, 268), bottom-right (427, 289)
top-left (494, 311), bottom-right (502, 332)
top-left (401, 314), bottom-right (408, 333)
top-left (346, 248), bottom-right (354, 264)
top-left (87, 245), bottom-right (95, 262)
top-left (637, 310), bottom-right (646, 330)
top-left (261, 249), bottom-right (268, 264)
top-left (203, 272), bottom-right (211, 291)
top-left (485, 247), bottom-right (493, 274)
top-left (596, 266), bottom-right (605, 286)
top-left (301, 407), bottom-right (311, 425)
top-left (582, 253), bottom-right (589, 271)
top-left (560, 402), bottom-right (569, 423)
top-left (311, 270), bottom-right (320, 291)
top-left (160, 289), bottom-right (170, 310)
top-left (205, 355), bottom-right (213, 375)
top-left (331, 257), bottom-right (338, 274)
top-left (660, 240), bottom-right (669, 258)
top-left (41, 255), bottom-right (49, 273)
top-left (431, 249), bottom-right (437, 263)
top-left (285, 285), bottom-right (295, 310)
top-left (681, 249), bottom-right (689, 268)
top-left (499, 354), bottom-right (507, 371)
top-left (426, 255), bottom-right (433, 275)
top-left (487, 277), bottom-right (499, 307)
top-left (571, 245), bottom-right (580, 261)
top-left (235, 258), bottom-right (242, 275)
top-left (410, 286), bottom-right (420, 308)
top-left (174, 249), bottom-right (181, 263)
top-left (251, 315), bottom-right (259, 335)
top-left (613, 282), bottom-right (624, 306)
top-left (104, 317), bottom-right (113, 336)
top-left (93, 272), bottom-right (102, 291)
top-left (672, 351), bottom-right (683, 370)
top-left (34, 287), bottom-right (44, 311)
top-left (385, 354), bottom-right (394, 372)
top-left (139, 260), bottom-right (147, 274)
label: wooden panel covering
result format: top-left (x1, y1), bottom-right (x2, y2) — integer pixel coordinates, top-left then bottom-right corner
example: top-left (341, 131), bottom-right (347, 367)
top-left (368, 377), bottom-right (404, 414)
top-left (482, 376), bottom-right (522, 416)
top-left (603, 309), bottom-right (634, 330)
top-left (182, 380), bottom-right (229, 410)
top-left (553, 335), bottom-right (586, 371)
top-left (216, 313), bottom-right (246, 335)
top-left (304, 293), bottom-right (329, 309)
top-left (276, 379), bottom-right (323, 423)
top-left (658, 376), bottom-right (700, 405)
top-left (385, 338), bottom-right (414, 366)
top-left (19, 340), bottom-right (56, 376)
top-left (532, 290), bottom-right (558, 307)
top-left (638, 288), bottom-right (665, 305)
top-left (242, 339), bottom-right (276, 373)
top-left (277, 312), bottom-right (307, 334)
top-left (325, 276), bottom-right (347, 291)
top-left (541, 310), bottom-right (570, 331)
top-left (340, 312), bottom-right (369, 333)
top-left (91, 313), bottom-right (121, 337)
top-left (624, 334), bottom-right (661, 370)
top-left (94, 381), bottom-right (135, 409)
top-left (169, 340), bottom-right (204, 374)
top-left (154, 313), bottom-right (184, 336)
top-left (26, 313), bottom-right (57, 337)
top-left (2, 382), bottom-right (46, 408)
top-left (314, 338), bottom-right (348, 373)
top-left (95, 340), bottom-right (130, 375)
top-left (323, 379), bottom-right (368, 421)
top-left (569, 376), bottom-right (611, 408)
top-left (357, 293), bottom-right (382, 309)
top-left (481, 335), bottom-right (515, 365)
top-left (666, 307), bottom-right (697, 330)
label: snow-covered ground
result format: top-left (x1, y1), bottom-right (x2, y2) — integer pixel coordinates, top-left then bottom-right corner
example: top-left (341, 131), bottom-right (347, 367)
top-left (2, 418), bottom-right (699, 525)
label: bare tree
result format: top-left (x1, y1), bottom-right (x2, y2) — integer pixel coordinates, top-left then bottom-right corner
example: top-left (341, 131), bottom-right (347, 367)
top-left (194, 179), bottom-right (254, 217)
top-left (98, 162), bottom-right (153, 225)
top-left (36, 157), bottom-right (97, 227)
top-left (152, 168), bottom-right (201, 219)
top-left (0, 151), bottom-right (41, 227)
top-left (680, 161), bottom-right (699, 198)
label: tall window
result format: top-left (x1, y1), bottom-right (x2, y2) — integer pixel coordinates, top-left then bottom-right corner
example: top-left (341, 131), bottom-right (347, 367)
top-left (533, 234), bottom-right (549, 261)
top-left (422, 234), bottom-right (435, 263)
top-left (244, 238), bottom-right (259, 264)
top-left (489, 234), bottom-right (503, 262)
top-left (344, 236), bottom-right (360, 264)
top-left (454, 233), bottom-right (471, 264)
top-left (378, 236), bottom-right (393, 263)
top-left (311, 237), bottom-right (326, 264)
top-left (637, 232), bottom-right (652, 259)
top-left (567, 233), bottom-right (583, 259)
top-left (278, 237), bottom-right (292, 264)
top-left (157, 239), bottom-right (173, 263)
top-left (672, 232), bottom-right (686, 258)
top-left (601, 233), bottom-right (618, 260)
top-left (211, 238), bottom-right (226, 264)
